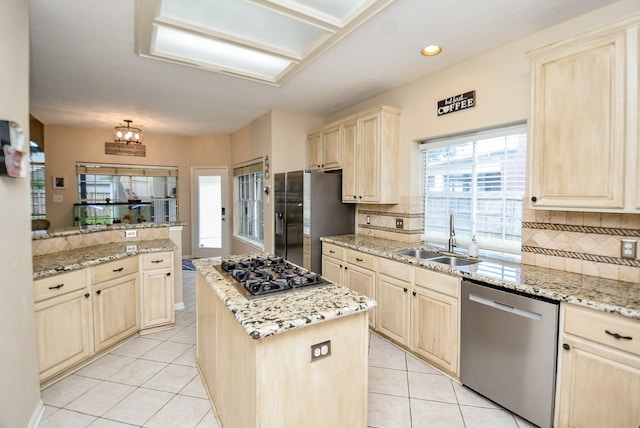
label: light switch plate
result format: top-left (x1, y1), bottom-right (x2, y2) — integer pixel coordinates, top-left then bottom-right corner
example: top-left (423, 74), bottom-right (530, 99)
top-left (52, 194), bottom-right (63, 203)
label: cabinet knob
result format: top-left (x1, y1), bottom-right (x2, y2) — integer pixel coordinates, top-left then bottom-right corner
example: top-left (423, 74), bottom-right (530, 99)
top-left (353, 196), bottom-right (357, 199)
top-left (96, 290), bottom-right (102, 295)
top-left (412, 291), bottom-right (416, 297)
top-left (84, 293), bottom-right (90, 298)
top-left (562, 343), bottom-right (570, 350)
top-left (403, 288), bottom-right (408, 293)
top-left (531, 196), bottom-right (537, 202)
top-left (166, 272), bottom-right (171, 277)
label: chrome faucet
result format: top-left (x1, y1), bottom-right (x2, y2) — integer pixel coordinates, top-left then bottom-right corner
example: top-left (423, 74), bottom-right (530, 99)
top-left (448, 213), bottom-right (456, 252)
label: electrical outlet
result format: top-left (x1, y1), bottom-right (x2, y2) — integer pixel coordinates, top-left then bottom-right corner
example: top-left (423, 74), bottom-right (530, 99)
top-left (395, 218), bottom-right (404, 229)
top-left (366, 215), bottom-right (371, 224)
top-left (125, 230), bottom-right (137, 238)
top-left (621, 239), bottom-right (637, 259)
top-left (310, 340), bottom-right (331, 362)
top-left (53, 194), bottom-right (63, 203)
top-left (125, 245), bottom-right (137, 252)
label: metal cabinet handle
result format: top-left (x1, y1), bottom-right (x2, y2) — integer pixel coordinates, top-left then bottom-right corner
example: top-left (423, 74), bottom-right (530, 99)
top-left (356, 257), bottom-right (363, 262)
top-left (48, 283), bottom-right (64, 290)
top-left (151, 259), bottom-right (164, 264)
top-left (562, 343), bottom-right (570, 350)
top-left (412, 291), bottom-right (416, 296)
top-left (329, 250), bottom-right (335, 254)
top-left (605, 330), bottom-right (633, 340)
top-left (531, 196), bottom-right (537, 202)
top-left (403, 288), bottom-right (408, 293)
top-left (84, 293), bottom-right (90, 298)
top-left (113, 267), bottom-right (124, 272)
top-left (96, 290), bottom-right (102, 295)
top-left (166, 272), bottom-right (171, 277)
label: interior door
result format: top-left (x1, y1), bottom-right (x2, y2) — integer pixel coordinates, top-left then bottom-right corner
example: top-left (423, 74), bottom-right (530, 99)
top-left (192, 167), bottom-right (229, 258)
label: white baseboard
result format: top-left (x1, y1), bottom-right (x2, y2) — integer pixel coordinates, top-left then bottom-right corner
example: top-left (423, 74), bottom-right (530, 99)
top-left (29, 399), bottom-right (44, 428)
top-left (174, 302), bottom-right (186, 311)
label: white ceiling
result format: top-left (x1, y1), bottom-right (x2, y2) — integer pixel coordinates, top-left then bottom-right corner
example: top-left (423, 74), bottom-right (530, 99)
top-left (29, 0), bottom-right (619, 137)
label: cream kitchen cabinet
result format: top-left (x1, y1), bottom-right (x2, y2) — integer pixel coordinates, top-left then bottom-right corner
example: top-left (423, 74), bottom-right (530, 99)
top-left (92, 257), bottom-right (140, 352)
top-left (345, 249), bottom-right (377, 327)
top-left (342, 105), bottom-right (401, 204)
top-left (556, 304), bottom-right (640, 427)
top-left (34, 270), bottom-right (92, 382)
top-left (141, 252), bottom-right (175, 329)
top-left (376, 258), bottom-right (412, 346)
top-left (412, 267), bottom-right (460, 376)
top-left (306, 123), bottom-right (342, 171)
top-left (528, 18), bottom-right (640, 212)
top-left (321, 242), bottom-right (346, 286)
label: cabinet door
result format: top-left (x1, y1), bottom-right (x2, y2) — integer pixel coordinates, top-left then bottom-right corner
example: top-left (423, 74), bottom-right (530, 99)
top-left (322, 256), bottom-right (344, 286)
top-left (557, 335), bottom-right (640, 428)
top-left (345, 264), bottom-right (376, 327)
top-left (93, 274), bottom-right (140, 352)
top-left (142, 269), bottom-right (174, 329)
top-left (412, 286), bottom-right (459, 375)
top-left (322, 125), bottom-right (342, 170)
top-left (376, 274), bottom-right (410, 346)
top-left (35, 288), bottom-right (92, 381)
top-left (359, 112), bottom-right (381, 202)
top-left (529, 30), bottom-right (626, 210)
top-left (307, 132), bottom-right (322, 171)
top-left (342, 118), bottom-right (359, 202)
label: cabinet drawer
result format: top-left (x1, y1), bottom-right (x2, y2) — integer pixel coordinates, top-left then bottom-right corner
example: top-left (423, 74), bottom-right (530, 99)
top-left (378, 258), bottom-right (411, 281)
top-left (142, 252), bottom-right (172, 270)
top-left (346, 249), bottom-right (376, 270)
top-left (323, 243), bottom-right (345, 260)
top-left (414, 268), bottom-right (459, 298)
top-left (34, 270), bottom-right (88, 302)
top-left (564, 304), bottom-right (640, 356)
top-left (92, 257), bottom-right (138, 284)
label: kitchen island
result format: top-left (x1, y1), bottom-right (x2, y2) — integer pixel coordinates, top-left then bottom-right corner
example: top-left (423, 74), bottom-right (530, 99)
top-left (194, 256), bottom-right (376, 428)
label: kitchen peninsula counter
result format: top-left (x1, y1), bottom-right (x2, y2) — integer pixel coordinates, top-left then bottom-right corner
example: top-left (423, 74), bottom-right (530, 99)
top-left (321, 234), bottom-right (640, 320)
top-left (195, 256), bottom-right (374, 428)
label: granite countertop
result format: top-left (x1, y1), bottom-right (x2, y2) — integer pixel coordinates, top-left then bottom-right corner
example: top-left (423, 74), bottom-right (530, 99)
top-left (32, 222), bottom-right (186, 240)
top-left (321, 234), bottom-right (640, 321)
top-left (33, 238), bottom-right (178, 279)
top-left (193, 256), bottom-right (377, 340)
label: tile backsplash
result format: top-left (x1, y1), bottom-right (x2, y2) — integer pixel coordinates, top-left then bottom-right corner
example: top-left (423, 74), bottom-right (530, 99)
top-left (521, 203), bottom-right (640, 283)
top-left (356, 196), bottom-right (424, 243)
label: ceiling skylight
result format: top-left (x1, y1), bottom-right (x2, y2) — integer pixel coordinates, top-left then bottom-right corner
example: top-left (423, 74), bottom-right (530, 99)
top-left (136, 0), bottom-right (394, 85)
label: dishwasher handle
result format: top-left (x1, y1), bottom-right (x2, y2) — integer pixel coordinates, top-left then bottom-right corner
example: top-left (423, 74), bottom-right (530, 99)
top-left (468, 293), bottom-right (542, 321)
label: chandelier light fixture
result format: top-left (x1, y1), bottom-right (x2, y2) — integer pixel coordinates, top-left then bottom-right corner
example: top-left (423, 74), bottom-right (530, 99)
top-left (113, 119), bottom-right (143, 144)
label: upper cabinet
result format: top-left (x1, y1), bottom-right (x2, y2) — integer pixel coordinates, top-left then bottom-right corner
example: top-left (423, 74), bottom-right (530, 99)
top-left (306, 123), bottom-right (342, 171)
top-left (342, 105), bottom-right (401, 204)
top-left (528, 17), bottom-right (640, 212)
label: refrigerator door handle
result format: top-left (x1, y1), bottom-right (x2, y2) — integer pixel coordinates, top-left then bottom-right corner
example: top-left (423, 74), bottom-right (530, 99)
top-left (275, 212), bottom-right (284, 235)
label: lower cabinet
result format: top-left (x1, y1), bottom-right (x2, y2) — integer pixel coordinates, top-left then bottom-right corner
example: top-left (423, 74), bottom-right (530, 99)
top-left (321, 243), bottom-right (346, 286)
top-left (376, 258), bottom-right (411, 346)
top-left (93, 273), bottom-right (140, 352)
top-left (345, 249), bottom-right (377, 327)
top-left (141, 252), bottom-right (175, 329)
top-left (412, 267), bottom-right (460, 376)
top-left (34, 288), bottom-right (93, 382)
top-left (556, 304), bottom-right (640, 427)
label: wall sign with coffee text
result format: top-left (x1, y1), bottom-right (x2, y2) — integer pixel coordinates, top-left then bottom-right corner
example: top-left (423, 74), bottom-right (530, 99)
top-left (437, 90), bottom-right (476, 116)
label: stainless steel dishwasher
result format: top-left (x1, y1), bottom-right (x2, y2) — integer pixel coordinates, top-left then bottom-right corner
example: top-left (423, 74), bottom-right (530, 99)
top-left (460, 279), bottom-right (559, 428)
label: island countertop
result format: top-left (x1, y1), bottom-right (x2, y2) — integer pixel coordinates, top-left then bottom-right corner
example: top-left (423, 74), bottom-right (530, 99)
top-left (321, 234), bottom-right (640, 321)
top-left (193, 256), bottom-right (377, 339)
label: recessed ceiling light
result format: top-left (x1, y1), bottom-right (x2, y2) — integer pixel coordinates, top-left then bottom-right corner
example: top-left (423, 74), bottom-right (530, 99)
top-left (421, 45), bottom-right (442, 56)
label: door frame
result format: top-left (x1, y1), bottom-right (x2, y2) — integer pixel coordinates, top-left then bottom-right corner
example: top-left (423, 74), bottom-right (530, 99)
top-left (191, 166), bottom-right (229, 258)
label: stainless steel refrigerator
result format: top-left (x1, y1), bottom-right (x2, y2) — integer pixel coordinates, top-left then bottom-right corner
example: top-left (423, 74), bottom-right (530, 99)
top-left (274, 170), bottom-right (355, 274)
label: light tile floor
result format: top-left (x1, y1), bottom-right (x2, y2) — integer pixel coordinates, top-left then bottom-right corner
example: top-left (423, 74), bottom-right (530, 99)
top-left (40, 270), bottom-right (538, 428)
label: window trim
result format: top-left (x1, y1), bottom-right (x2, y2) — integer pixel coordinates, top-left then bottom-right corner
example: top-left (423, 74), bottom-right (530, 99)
top-left (232, 159), bottom-right (264, 247)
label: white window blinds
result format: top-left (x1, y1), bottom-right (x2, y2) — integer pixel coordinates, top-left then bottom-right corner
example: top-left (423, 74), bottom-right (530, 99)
top-left (420, 123), bottom-right (527, 255)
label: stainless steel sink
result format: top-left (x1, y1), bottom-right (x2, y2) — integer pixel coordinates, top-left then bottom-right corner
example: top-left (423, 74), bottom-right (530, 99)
top-left (395, 249), bottom-right (441, 259)
top-left (428, 256), bottom-right (479, 266)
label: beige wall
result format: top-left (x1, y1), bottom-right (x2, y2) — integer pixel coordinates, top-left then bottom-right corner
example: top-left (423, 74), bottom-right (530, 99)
top-left (43, 126), bottom-right (231, 256)
top-left (0, 0), bottom-right (42, 426)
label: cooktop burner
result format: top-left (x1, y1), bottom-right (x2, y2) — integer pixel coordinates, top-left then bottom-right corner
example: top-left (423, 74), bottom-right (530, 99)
top-left (218, 255), bottom-right (328, 299)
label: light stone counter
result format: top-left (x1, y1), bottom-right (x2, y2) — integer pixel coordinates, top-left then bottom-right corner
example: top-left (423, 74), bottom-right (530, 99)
top-left (31, 221), bottom-right (186, 240)
top-left (33, 238), bottom-right (177, 279)
top-left (193, 256), bottom-right (377, 339)
top-left (321, 234), bottom-right (640, 320)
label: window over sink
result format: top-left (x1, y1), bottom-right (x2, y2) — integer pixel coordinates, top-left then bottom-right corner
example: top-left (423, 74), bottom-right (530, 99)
top-left (420, 123), bottom-right (527, 256)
